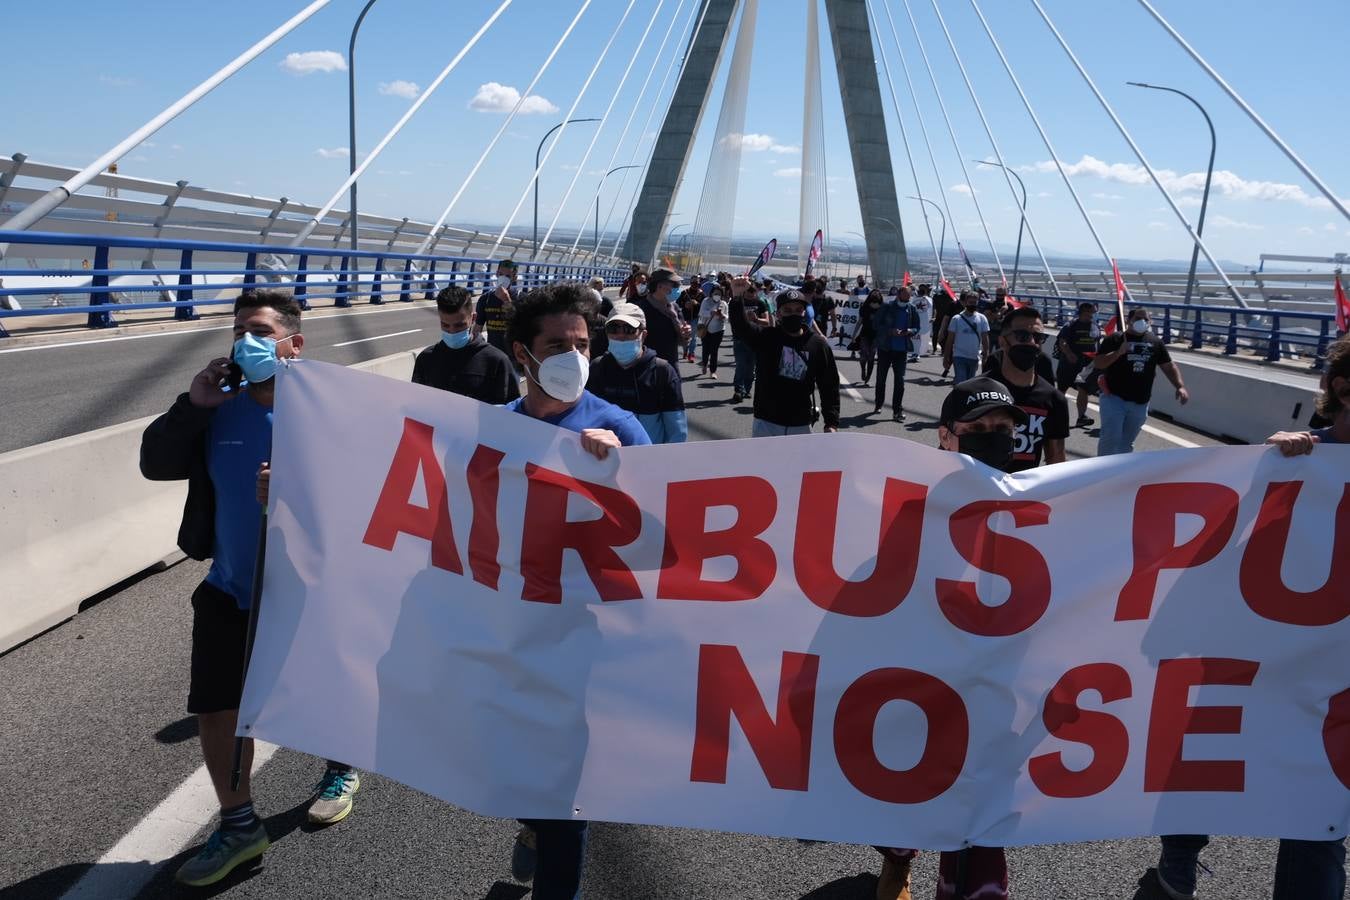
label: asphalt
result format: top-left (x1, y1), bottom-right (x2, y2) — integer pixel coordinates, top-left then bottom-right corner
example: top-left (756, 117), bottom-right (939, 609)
top-left (2, 335), bottom-right (1304, 900)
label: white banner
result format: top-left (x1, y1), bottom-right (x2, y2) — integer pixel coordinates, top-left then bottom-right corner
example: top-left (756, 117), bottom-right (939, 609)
top-left (241, 359), bottom-right (1350, 850)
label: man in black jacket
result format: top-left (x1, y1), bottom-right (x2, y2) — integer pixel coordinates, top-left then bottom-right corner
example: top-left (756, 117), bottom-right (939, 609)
top-left (636, 267), bottom-right (689, 367)
top-left (140, 290), bottom-right (360, 887)
top-left (585, 303), bottom-right (688, 443)
top-left (735, 280), bottom-right (840, 436)
top-left (412, 285), bottom-right (519, 404)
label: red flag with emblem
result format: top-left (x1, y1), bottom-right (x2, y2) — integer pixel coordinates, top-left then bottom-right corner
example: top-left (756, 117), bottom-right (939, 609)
top-left (1336, 272), bottom-right (1349, 333)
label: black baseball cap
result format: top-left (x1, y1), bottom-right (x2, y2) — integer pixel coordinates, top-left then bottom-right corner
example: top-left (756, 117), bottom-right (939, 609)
top-left (939, 377), bottom-right (1029, 427)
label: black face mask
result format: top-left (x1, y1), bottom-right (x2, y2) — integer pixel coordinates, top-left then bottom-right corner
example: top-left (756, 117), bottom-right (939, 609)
top-left (1008, 344), bottom-right (1041, 372)
top-left (958, 431), bottom-right (1016, 471)
top-left (963, 305), bottom-right (978, 314)
top-left (779, 314), bottom-right (805, 334)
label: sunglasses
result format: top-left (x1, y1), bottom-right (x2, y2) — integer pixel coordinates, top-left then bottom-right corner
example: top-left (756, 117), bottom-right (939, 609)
top-left (1008, 329), bottom-right (1048, 345)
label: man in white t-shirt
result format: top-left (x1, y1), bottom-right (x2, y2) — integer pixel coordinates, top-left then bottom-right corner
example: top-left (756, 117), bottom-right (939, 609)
top-left (942, 291), bottom-right (990, 382)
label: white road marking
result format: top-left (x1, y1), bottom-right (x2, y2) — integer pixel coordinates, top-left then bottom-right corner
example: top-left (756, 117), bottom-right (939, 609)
top-left (844, 385), bottom-right (864, 403)
top-left (332, 328), bottom-right (422, 348)
top-left (59, 742), bottom-right (280, 900)
top-left (0, 303), bottom-right (431, 354)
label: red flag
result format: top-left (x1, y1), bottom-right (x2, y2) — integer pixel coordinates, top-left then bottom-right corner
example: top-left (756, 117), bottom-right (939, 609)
top-left (941, 278), bottom-right (956, 301)
top-left (1005, 295), bottom-right (1025, 309)
top-left (1105, 259), bottom-right (1128, 335)
top-left (1336, 272), bottom-right (1349, 334)
top-left (903, 271), bottom-right (912, 287)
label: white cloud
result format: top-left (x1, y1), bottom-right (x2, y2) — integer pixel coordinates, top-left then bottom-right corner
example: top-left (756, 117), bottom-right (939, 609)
top-left (378, 80), bottom-right (420, 100)
top-left (1211, 215), bottom-right (1262, 230)
top-left (315, 147), bottom-right (350, 159)
top-left (1326, 222), bottom-right (1340, 232)
top-left (469, 82), bottom-right (558, 115)
top-left (724, 133), bottom-right (800, 154)
top-left (1035, 191), bottom-right (1053, 199)
top-left (773, 167), bottom-right (802, 178)
top-left (170, 144), bottom-right (184, 152)
top-left (1089, 209), bottom-right (1117, 217)
top-left (99, 74), bottom-right (136, 88)
top-left (1148, 221), bottom-right (1170, 230)
top-left (1299, 226), bottom-right (1315, 235)
top-left (1177, 196), bottom-right (1202, 208)
top-left (280, 50), bottom-right (346, 75)
top-left (1021, 153), bottom-right (1340, 209)
top-left (951, 183), bottom-right (975, 195)
top-left (1091, 192), bottom-right (1123, 200)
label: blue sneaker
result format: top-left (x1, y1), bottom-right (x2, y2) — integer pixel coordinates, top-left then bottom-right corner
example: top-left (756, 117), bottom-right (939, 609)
top-left (174, 825), bottom-right (269, 886)
top-left (307, 766), bottom-right (360, 825)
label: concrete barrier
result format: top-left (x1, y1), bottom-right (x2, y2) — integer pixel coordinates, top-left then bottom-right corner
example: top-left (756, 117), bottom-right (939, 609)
top-left (1148, 355), bottom-right (1321, 445)
top-left (0, 351), bottom-right (417, 653)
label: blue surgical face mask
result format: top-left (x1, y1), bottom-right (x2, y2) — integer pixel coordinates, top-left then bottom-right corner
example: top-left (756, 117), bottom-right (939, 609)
top-left (441, 328), bottom-right (472, 350)
top-left (669, 285), bottom-right (684, 301)
top-left (608, 338), bottom-right (641, 366)
top-left (232, 332), bottom-right (295, 384)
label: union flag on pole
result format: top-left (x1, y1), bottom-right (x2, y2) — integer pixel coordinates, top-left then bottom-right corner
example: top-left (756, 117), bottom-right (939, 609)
top-left (1105, 259), bottom-right (1128, 335)
top-left (1336, 272), bottom-right (1349, 334)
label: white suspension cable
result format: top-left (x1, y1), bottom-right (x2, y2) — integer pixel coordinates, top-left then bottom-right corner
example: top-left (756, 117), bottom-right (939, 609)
top-left (415, 0), bottom-right (595, 256)
top-left (291, 0), bottom-right (513, 247)
top-left (568, 0), bottom-right (688, 257)
top-left (1029, 0), bottom-right (1246, 307)
top-left (876, 0), bottom-right (963, 275)
top-left (966, 0), bottom-right (1120, 293)
top-left (1136, 0), bottom-right (1349, 224)
top-left (0, 0), bottom-right (334, 238)
top-left (925, 0), bottom-right (1059, 295)
top-left (864, 0), bottom-right (943, 283)
top-left (610, 0), bottom-right (714, 258)
top-left (538, 0), bottom-right (648, 250)
top-left (489, 0), bottom-right (634, 256)
top-left (896, 0), bottom-right (1004, 285)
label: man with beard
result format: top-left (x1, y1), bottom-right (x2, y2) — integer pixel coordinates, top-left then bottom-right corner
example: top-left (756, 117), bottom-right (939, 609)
top-left (984, 305), bottom-right (1068, 471)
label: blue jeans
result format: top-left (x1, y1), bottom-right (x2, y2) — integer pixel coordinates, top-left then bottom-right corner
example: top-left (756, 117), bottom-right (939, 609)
top-left (686, 327), bottom-right (697, 359)
top-left (521, 819), bottom-right (588, 899)
top-left (1159, 834), bottom-right (1346, 899)
top-left (733, 338), bottom-right (756, 394)
top-left (952, 356), bottom-right (978, 383)
top-left (1097, 393), bottom-right (1150, 456)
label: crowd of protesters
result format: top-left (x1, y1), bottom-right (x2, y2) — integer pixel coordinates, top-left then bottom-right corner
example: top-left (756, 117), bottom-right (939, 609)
top-left (140, 254), bottom-right (1347, 899)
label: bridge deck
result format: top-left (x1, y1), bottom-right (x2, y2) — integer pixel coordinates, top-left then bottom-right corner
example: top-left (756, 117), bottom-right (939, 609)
top-left (1, 345), bottom-right (1288, 900)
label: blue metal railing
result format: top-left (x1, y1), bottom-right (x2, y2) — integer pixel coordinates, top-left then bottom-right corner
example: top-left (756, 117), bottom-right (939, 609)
top-left (1020, 293), bottom-right (1339, 371)
top-left (0, 230), bottom-right (628, 337)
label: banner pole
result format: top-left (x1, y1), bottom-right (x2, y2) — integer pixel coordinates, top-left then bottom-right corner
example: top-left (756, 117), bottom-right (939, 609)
top-left (230, 511), bottom-right (269, 792)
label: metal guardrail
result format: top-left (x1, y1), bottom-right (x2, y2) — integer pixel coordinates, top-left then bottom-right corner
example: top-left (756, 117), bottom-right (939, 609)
top-left (1021, 293), bottom-right (1340, 371)
top-left (0, 230), bottom-right (627, 337)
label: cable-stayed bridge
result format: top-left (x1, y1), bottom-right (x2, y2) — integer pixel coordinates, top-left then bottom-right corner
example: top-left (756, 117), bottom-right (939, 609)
top-left (1, 1), bottom-right (1346, 897)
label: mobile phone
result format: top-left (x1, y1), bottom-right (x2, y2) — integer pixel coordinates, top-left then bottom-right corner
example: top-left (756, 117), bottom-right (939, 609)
top-left (226, 361), bottom-right (244, 393)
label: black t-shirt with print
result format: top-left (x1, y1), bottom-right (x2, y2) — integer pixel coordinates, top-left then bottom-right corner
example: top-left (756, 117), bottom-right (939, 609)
top-left (1099, 331), bottom-right (1172, 404)
top-left (1057, 319), bottom-right (1101, 360)
top-left (988, 368), bottom-right (1070, 472)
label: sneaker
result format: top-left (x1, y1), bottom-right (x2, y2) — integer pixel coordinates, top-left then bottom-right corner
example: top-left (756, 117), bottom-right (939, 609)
top-left (511, 825), bottom-right (537, 882)
top-left (175, 824), bottom-right (269, 887)
top-left (893, 412), bottom-right (906, 423)
top-left (307, 767), bottom-right (360, 825)
top-left (873, 404), bottom-right (883, 415)
top-left (1131, 868), bottom-right (1195, 900)
top-left (732, 390), bottom-right (745, 402)
top-left (941, 367), bottom-right (950, 379)
top-left (709, 371), bottom-right (719, 380)
top-left (876, 854), bottom-right (913, 900)
top-left (1076, 415), bottom-right (1095, 427)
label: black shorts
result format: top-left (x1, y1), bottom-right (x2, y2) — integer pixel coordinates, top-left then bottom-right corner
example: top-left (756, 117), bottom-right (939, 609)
top-left (187, 580), bottom-right (250, 715)
top-left (1056, 359), bottom-right (1090, 393)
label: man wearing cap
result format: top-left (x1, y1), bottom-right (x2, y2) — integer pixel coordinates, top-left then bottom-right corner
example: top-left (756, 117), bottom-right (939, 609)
top-left (872, 376), bottom-right (1026, 900)
top-left (473, 258), bottom-right (519, 357)
top-left (585, 303), bottom-right (688, 444)
top-left (637, 267), bottom-right (690, 368)
top-left (736, 281), bottom-right (840, 436)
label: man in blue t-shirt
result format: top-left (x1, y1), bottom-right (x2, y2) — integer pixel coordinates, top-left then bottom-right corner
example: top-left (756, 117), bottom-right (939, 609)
top-left (500, 283), bottom-right (649, 900)
top-left (141, 291), bottom-right (361, 887)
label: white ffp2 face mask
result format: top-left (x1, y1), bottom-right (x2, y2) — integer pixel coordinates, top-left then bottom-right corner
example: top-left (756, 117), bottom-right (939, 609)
top-left (526, 348), bottom-right (589, 403)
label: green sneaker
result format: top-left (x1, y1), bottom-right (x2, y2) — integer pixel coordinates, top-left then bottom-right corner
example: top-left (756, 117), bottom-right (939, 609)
top-left (307, 767), bottom-right (360, 825)
top-left (174, 824), bottom-right (269, 887)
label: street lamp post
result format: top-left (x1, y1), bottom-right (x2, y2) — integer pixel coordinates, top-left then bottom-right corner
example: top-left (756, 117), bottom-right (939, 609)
top-left (974, 160), bottom-right (1027, 292)
top-left (835, 238), bottom-right (853, 278)
top-left (1128, 81), bottom-right (1215, 307)
top-left (870, 216), bottom-right (904, 285)
top-left (534, 118), bottom-right (601, 260)
top-left (907, 196), bottom-right (946, 273)
top-left (347, 0), bottom-right (380, 262)
top-left (847, 230), bottom-right (869, 280)
top-left (666, 223), bottom-right (692, 256)
top-left (595, 165), bottom-right (641, 255)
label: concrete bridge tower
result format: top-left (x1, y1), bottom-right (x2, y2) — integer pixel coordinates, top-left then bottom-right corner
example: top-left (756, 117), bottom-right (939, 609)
top-left (622, 0), bottom-right (906, 281)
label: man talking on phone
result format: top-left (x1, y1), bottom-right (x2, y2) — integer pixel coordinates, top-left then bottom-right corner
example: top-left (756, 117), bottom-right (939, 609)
top-left (140, 290), bottom-right (362, 887)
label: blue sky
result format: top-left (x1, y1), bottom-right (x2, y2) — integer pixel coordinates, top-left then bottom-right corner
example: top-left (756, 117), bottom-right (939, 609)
top-left (3, 0), bottom-right (1347, 266)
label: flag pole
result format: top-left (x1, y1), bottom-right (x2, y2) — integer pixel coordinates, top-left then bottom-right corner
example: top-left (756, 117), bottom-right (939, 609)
top-left (230, 510), bottom-right (269, 792)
